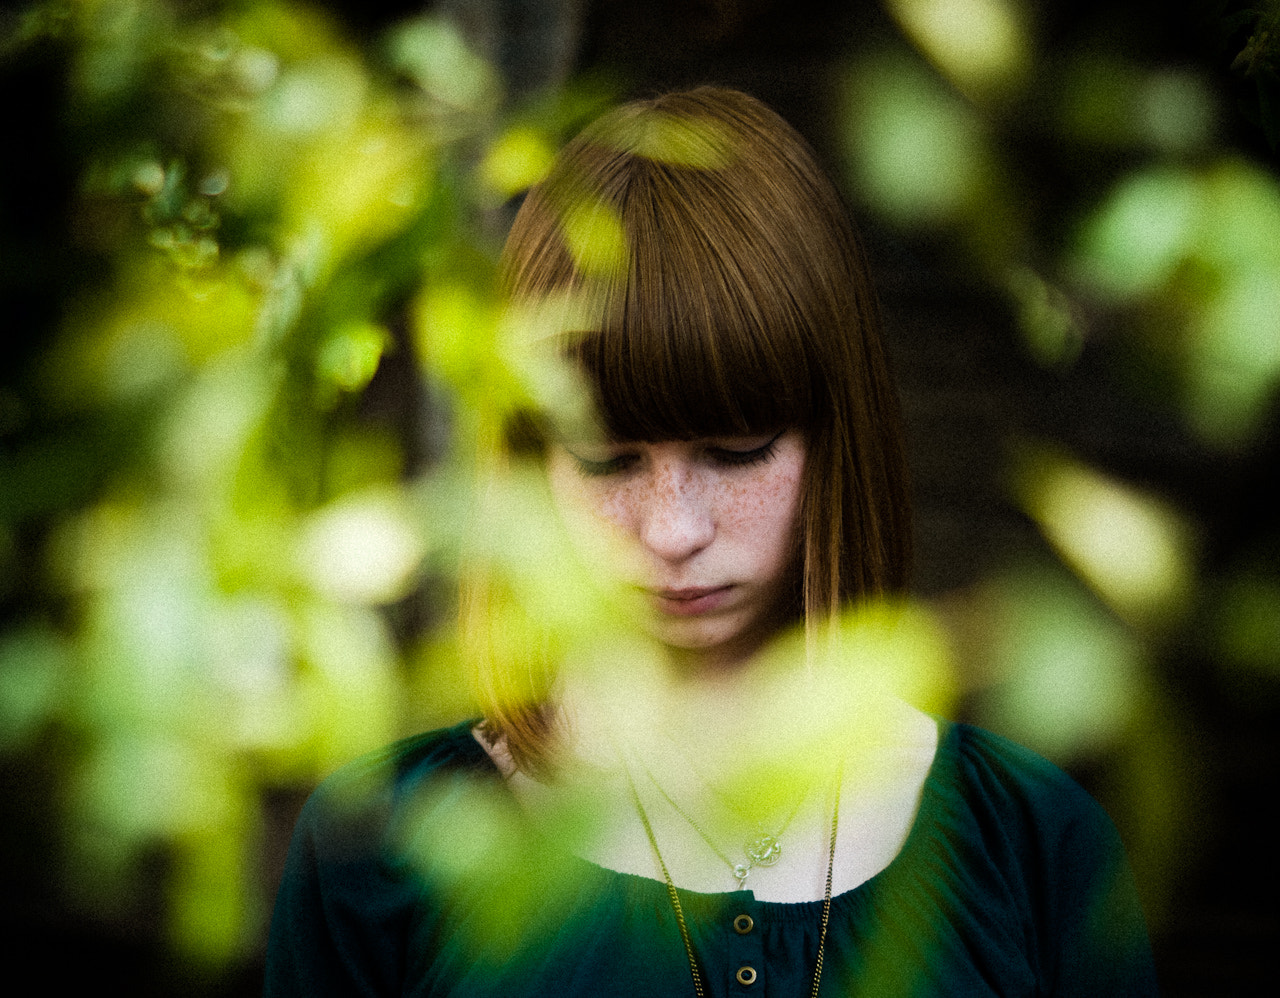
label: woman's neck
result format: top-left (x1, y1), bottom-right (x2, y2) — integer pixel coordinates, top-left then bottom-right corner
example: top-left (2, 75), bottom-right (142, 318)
top-left (553, 635), bottom-right (896, 812)
top-left (481, 671), bottom-right (940, 902)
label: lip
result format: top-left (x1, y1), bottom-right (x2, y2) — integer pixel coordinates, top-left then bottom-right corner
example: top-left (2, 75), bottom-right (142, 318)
top-left (648, 585), bottom-right (733, 616)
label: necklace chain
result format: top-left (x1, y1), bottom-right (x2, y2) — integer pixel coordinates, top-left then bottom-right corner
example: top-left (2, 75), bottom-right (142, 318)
top-left (628, 768), bottom-right (842, 998)
top-left (645, 771), bottom-right (803, 889)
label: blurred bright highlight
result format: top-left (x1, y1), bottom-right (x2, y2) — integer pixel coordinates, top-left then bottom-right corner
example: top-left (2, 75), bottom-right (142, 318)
top-left (1014, 448), bottom-right (1195, 628)
top-left (886, 0), bottom-right (1030, 98)
top-left (843, 52), bottom-right (988, 226)
top-left (296, 489), bottom-right (425, 604)
top-left (561, 197), bottom-right (629, 279)
top-left (481, 126), bottom-right (557, 197)
top-left (977, 561), bottom-right (1145, 761)
top-left (1074, 161), bottom-right (1280, 446)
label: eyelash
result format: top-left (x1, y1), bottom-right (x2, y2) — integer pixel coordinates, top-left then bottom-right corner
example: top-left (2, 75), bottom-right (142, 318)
top-left (571, 436), bottom-right (782, 478)
top-left (709, 438), bottom-right (779, 468)
top-left (572, 456), bottom-right (632, 477)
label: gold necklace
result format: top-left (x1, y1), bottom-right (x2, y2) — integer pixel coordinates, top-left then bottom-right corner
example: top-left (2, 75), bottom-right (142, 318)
top-left (645, 770), bottom-right (806, 889)
top-left (627, 769), bottom-right (842, 998)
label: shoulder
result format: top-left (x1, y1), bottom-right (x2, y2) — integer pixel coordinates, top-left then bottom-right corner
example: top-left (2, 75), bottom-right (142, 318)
top-left (931, 721), bottom-right (1140, 921)
top-left (934, 724), bottom-right (1159, 993)
top-left (265, 723), bottom-right (497, 997)
top-left (942, 721), bottom-right (1112, 832)
top-left (948, 721), bottom-right (1078, 786)
top-left (293, 719), bottom-right (494, 854)
top-left (922, 721), bottom-right (1139, 913)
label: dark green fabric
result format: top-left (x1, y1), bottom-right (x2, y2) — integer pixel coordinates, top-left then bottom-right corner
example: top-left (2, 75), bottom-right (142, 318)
top-left (264, 719), bottom-right (1158, 997)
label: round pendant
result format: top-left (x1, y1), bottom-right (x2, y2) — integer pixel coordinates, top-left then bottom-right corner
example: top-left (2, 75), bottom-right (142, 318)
top-left (745, 833), bottom-right (782, 867)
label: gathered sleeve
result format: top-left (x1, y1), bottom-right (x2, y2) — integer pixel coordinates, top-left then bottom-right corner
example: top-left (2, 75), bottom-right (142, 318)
top-left (953, 726), bottom-right (1159, 997)
top-left (262, 732), bottom-right (471, 998)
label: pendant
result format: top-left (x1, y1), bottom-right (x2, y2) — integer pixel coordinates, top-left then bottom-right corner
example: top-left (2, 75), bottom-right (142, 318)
top-left (745, 833), bottom-right (782, 867)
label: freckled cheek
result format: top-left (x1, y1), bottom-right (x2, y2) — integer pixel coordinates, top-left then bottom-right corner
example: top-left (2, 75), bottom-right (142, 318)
top-left (595, 484), bottom-right (642, 532)
top-left (721, 469), bottom-right (804, 537)
top-left (597, 478), bottom-right (708, 537)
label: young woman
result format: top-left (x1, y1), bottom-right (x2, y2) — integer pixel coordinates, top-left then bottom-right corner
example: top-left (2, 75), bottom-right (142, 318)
top-left (265, 88), bottom-right (1158, 997)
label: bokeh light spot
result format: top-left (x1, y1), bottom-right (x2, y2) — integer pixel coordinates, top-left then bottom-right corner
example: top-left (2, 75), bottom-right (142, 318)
top-left (317, 322), bottom-right (387, 392)
top-left (387, 16), bottom-right (498, 111)
top-left (886, 0), bottom-right (1030, 97)
top-left (1141, 70), bottom-right (1215, 152)
top-left (1015, 449), bottom-right (1195, 628)
top-left (978, 561), bottom-right (1145, 761)
top-left (0, 626), bottom-right (68, 751)
top-left (844, 52), bottom-right (986, 226)
top-left (1074, 167), bottom-right (1201, 301)
top-left (561, 197), bottom-right (629, 278)
top-left (481, 126), bottom-right (556, 197)
top-left (296, 489), bottom-right (425, 604)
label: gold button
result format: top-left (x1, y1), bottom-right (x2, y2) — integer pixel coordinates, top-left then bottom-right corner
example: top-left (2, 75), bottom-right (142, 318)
top-left (736, 966), bottom-right (757, 986)
top-left (733, 913), bottom-right (754, 934)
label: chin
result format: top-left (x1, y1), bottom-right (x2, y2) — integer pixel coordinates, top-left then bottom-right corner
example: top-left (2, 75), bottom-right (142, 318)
top-left (649, 621), bottom-right (731, 650)
top-left (651, 622), bottom-right (762, 667)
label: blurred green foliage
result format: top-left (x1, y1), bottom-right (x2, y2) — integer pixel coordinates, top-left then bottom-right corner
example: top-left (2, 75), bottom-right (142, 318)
top-left (0, 0), bottom-right (610, 967)
top-left (2, 0), bottom-right (1278, 984)
top-left (845, 0), bottom-right (1280, 922)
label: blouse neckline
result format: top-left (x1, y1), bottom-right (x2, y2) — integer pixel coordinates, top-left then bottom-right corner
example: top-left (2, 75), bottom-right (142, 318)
top-left (455, 717), bottom-right (959, 920)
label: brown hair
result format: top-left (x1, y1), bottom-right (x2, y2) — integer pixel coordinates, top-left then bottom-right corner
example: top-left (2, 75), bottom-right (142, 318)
top-left (473, 87), bottom-right (912, 769)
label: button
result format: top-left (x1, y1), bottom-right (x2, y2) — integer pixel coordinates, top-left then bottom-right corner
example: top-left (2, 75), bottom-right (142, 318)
top-left (736, 966), bottom-right (757, 986)
top-left (733, 913), bottom-right (754, 934)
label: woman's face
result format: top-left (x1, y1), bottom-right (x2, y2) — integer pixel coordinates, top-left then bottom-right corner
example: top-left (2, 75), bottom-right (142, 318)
top-left (548, 429), bottom-right (806, 672)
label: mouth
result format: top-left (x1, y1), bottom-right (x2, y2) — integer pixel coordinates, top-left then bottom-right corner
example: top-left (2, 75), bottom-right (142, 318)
top-left (647, 585), bottom-right (733, 616)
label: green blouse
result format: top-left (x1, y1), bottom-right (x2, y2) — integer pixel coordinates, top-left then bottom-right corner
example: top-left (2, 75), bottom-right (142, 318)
top-left (264, 719), bottom-right (1158, 997)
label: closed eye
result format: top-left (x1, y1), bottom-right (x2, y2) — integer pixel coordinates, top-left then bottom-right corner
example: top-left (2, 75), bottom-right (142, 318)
top-left (566, 450), bottom-right (638, 478)
top-left (562, 431), bottom-right (786, 477)
top-left (706, 432), bottom-right (783, 468)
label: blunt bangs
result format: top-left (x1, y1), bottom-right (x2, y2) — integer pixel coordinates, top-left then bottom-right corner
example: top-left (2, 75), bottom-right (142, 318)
top-left (504, 91), bottom-right (853, 444)
top-left (572, 160), bottom-right (823, 441)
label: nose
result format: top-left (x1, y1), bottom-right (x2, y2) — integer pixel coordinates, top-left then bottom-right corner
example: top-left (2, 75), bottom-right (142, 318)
top-left (636, 461), bottom-right (714, 563)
